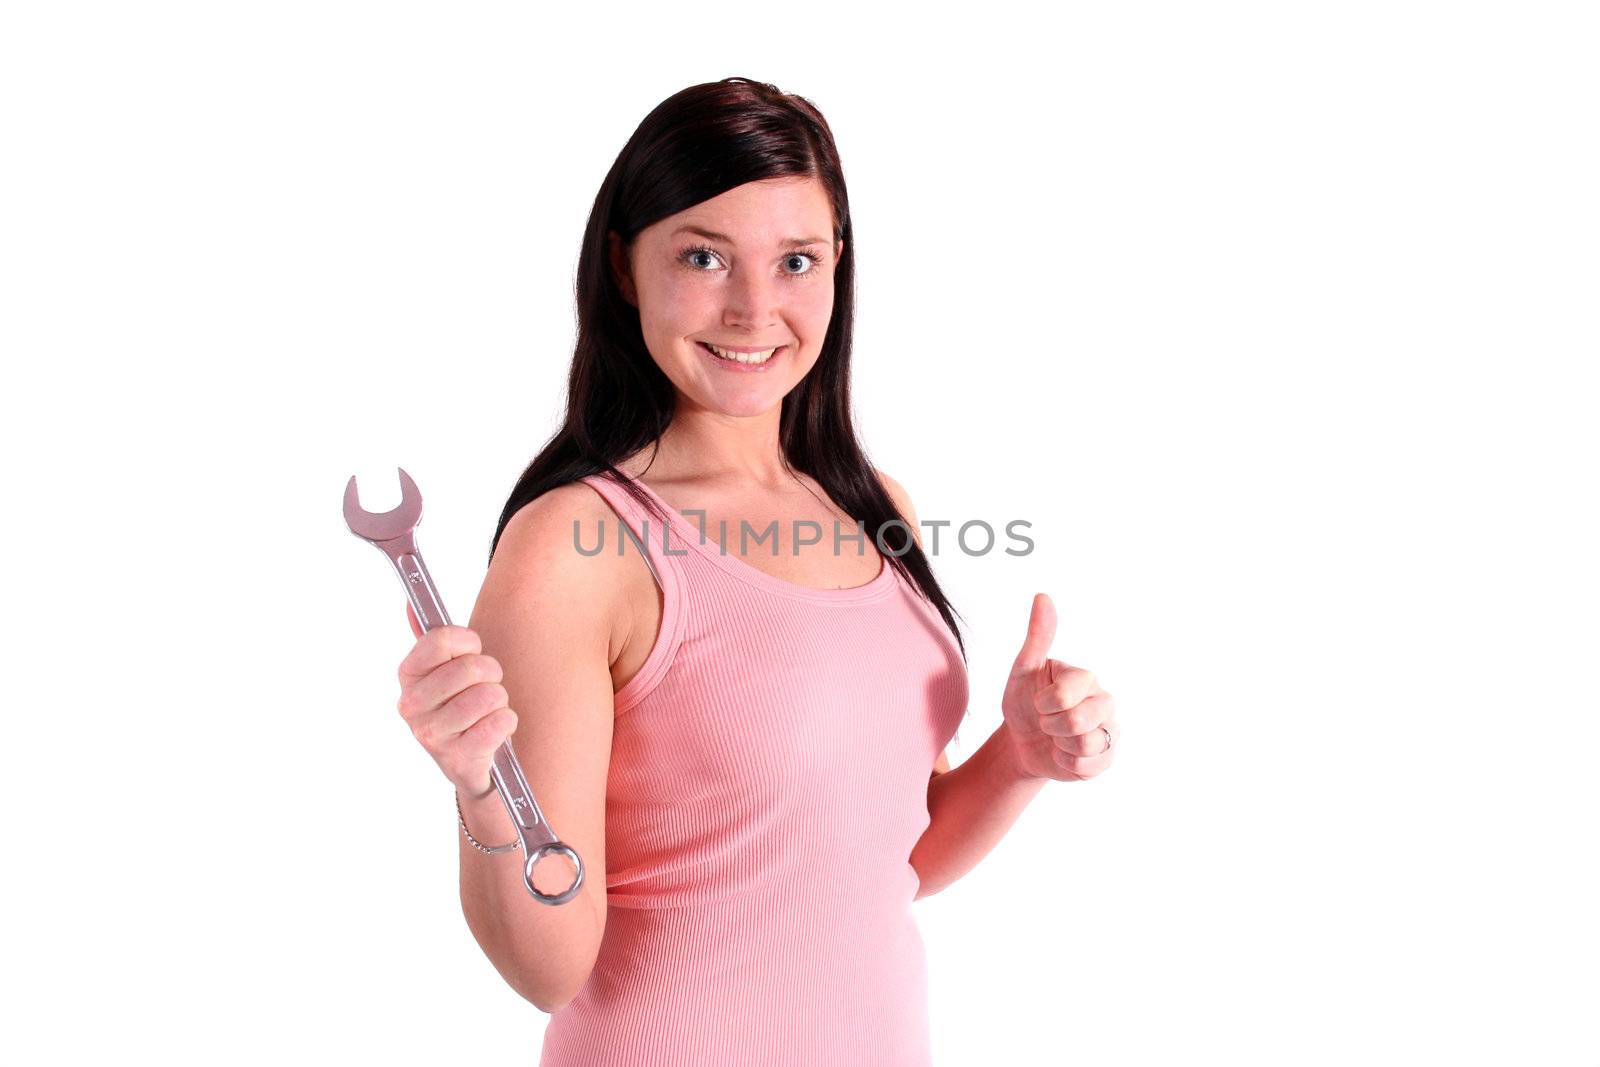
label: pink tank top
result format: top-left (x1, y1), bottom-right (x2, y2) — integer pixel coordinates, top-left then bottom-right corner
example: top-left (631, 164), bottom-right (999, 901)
top-left (538, 471), bottom-right (969, 1066)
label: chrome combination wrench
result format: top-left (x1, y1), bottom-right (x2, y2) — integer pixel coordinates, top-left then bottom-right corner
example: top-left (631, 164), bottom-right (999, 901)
top-left (343, 467), bottom-right (584, 906)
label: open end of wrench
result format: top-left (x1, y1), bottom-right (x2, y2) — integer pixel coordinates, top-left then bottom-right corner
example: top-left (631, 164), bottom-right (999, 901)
top-left (344, 467), bottom-right (423, 543)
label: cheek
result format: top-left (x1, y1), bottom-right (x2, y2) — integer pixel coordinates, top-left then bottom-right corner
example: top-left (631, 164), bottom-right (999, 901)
top-left (793, 282), bottom-right (835, 334)
top-left (656, 273), bottom-right (720, 310)
top-left (638, 274), bottom-right (702, 333)
top-left (655, 273), bottom-right (698, 309)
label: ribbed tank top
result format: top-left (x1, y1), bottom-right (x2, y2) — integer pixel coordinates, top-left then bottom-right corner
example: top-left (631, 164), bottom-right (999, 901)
top-left (537, 471), bottom-right (969, 1067)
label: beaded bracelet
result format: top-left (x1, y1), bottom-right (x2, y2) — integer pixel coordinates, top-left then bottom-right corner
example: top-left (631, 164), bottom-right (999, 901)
top-left (454, 787), bottom-right (520, 854)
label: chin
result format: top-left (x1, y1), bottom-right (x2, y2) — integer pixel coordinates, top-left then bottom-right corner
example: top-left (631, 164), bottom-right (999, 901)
top-left (710, 394), bottom-right (785, 419)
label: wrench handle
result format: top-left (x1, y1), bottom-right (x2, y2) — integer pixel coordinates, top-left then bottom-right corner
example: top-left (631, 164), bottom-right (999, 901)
top-left (393, 545), bottom-right (452, 631)
top-left (381, 533), bottom-right (585, 906)
top-left (491, 743), bottom-right (586, 906)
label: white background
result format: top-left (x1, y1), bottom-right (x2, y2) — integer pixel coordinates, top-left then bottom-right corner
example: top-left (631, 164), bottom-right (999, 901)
top-left (4, 2), bottom-right (1596, 1064)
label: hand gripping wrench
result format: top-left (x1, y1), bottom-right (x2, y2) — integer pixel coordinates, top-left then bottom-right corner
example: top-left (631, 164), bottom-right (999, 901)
top-left (344, 467), bottom-right (584, 906)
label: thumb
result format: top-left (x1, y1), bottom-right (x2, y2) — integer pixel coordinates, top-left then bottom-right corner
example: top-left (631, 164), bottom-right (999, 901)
top-left (1010, 592), bottom-right (1056, 678)
top-left (406, 600), bottom-right (423, 640)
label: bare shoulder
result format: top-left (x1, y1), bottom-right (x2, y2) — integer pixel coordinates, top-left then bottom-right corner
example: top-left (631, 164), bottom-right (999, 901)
top-left (873, 467), bottom-right (924, 550)
top-left (489, 480), bottom-right (623, 581)
top-left (496, 479), bottom-right (622, 544)
top-left (477, 480), bottom-right (634, 655)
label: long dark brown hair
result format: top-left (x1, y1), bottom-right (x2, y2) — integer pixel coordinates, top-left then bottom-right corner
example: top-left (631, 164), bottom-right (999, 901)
top-left (489, 76), bottom-right (966, 659)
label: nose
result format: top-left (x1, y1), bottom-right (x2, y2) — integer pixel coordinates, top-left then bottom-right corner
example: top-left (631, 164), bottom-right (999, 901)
top-left (721, 262), bottom-right (782, 332)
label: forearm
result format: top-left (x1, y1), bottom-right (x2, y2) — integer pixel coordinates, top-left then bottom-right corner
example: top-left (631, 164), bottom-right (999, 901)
top-left (910, 722), bottom-right (1046, 900)
top-left (457, 789), bottom-right (600, 1011)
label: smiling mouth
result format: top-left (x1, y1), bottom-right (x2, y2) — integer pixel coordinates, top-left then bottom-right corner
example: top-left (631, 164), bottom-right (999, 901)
top-left (698, 341), bottom-right (784, 365)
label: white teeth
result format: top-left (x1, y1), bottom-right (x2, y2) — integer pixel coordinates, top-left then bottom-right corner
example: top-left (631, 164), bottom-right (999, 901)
top-left (706, 343), bottom-right (777, 364)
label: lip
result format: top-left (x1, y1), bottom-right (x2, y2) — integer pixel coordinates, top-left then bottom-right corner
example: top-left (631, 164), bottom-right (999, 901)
top-left (696, 340), bottom-right (786, 370)
top-left (698, 341), bottom-right (788, 353)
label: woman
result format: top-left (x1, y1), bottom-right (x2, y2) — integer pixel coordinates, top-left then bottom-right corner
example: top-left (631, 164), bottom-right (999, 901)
top-left (394, 76), bottom-right (1119, 1065)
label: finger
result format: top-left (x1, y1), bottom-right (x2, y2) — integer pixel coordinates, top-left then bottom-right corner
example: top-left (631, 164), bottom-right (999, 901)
top-left (1033, 665), bottom-right (1101, 716)
top-left (411, 681), bottom-right (510, 747)
top-left (1052, 743), bottom-right (1114, 780)
top-left (459, 706), bottom-right (519, 761)
top-left (1009, 593), bottom-right (1057, 679)
top-left (1039, 689), bottom-right (1113, 735)
top-left (398, 651), bottom-right (502, 721)
top-left (398, 624), bottom-right (482, 684)
top-left (1051, 716), bottom-right (1119, 756)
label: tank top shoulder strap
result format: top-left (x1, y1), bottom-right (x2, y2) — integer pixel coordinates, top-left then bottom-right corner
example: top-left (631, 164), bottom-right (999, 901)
top-left (576, 471), bottom-right (688, 716)
top-left (575, 471), bottom-right (686, 598)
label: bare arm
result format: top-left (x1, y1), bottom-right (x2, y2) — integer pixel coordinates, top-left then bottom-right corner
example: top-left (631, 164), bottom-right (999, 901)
top-left (910, 724), bottom-right (1045, 899)
top-left (456, 484), bottom-right (626, 1012)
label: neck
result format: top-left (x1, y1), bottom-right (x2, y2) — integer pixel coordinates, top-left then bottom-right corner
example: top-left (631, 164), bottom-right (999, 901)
top-left (632, 408), bottom-right (795, 489)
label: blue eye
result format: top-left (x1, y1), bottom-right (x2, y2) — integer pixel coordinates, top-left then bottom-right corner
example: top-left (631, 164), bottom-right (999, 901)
top-left (781, 251), bottom-right (819, 275)
top-left (683, 247), bottom-right (720, 271)
top-left (677, 245), bottom-right (824, 278)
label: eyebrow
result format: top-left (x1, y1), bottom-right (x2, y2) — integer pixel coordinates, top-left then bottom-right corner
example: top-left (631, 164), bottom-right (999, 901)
top-left (671, 225), bottom-right (831, 248)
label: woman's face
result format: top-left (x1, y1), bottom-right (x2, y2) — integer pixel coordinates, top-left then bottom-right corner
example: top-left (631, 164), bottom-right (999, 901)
top-left (610, 176), bottom-right (844, 419)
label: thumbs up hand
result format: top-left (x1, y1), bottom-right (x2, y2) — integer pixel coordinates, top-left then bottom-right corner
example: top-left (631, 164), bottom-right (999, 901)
top-left (999, 593), bottom-right (1119, 782)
